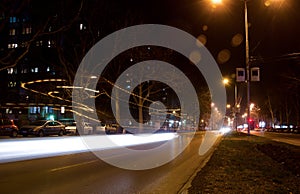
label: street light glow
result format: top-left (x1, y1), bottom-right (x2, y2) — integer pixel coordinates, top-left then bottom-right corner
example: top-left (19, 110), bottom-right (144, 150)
top-left (223, 78), bottom-right (229, 85)
top-left (264, 0), bottom-right (285, 7)
top-left (211, 0), bottom-right (223, 4)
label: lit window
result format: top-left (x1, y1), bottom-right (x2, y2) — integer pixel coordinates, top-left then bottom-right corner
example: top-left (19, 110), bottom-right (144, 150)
top-left (22, 25), bottom-right (32, 34)
top-left (31, 67), bottom-right (38, 73)
top-left (9, 29), bottom-right (16, 36)
top-left (26, 27), bottom-right (32, 34)
top-left (9, 17), bottom-right (17, 23)
top-left (21, 68), bottom-right (28, 73)
top-left (79, 23), bottom-right (86, 30)
top-left (8, 81), bottom-right (16, 87)
top-left (36, 40), bottom-right (43, 46)
top-left (29, 106), bottom-right (41, 114)
top-left (44, 106), bottom-right (49, 113)
top-left (7, 68), bottom-right (13, 74)
top-left (7, 43), bottom-right (18, 49)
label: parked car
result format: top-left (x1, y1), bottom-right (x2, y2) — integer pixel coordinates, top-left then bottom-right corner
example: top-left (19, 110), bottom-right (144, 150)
top-left (95, 122), bottom-right (106, 134)
top-left (82, 122), bottom-right (93, 135)
top-left (59, 119), bottom-right (77, 135)
top-left (19, 120), bottom-right (66, 137)
top-left (0, 118), bottom-right (19, 137)
top-left (105, 124), bottom-right (118, 134)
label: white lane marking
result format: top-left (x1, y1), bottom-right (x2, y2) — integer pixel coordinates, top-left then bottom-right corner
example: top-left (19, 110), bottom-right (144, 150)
top-left (50, 159), bottom-right (99, 172)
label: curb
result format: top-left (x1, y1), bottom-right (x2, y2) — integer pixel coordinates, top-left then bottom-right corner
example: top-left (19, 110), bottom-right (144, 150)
top-left (177, 134), bottom-right (223, 194)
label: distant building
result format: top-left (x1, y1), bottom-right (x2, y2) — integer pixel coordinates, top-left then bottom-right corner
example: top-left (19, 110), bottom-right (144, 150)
top-left (0, 1), bottom-right (74, 123)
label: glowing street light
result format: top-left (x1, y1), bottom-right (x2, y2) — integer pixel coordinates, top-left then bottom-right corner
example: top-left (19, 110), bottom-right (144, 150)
top-left (211, 0), bottom-right (222, 4)
top-left (211, 0), bottom-right (284, 135)
top-left (223, 78), bottom-right (229, 85)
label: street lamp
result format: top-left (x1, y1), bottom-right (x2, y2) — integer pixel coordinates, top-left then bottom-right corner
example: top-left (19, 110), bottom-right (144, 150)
top-left (211, 0), bottom-right (283, 135)
top-left (211, 0), bottom-right (222, 4)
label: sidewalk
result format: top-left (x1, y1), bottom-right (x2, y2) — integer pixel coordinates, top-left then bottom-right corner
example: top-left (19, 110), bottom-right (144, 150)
top-left (187, 132), bottom-right (300, 193)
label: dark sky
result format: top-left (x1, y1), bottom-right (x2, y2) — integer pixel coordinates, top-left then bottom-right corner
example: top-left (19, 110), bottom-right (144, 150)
top-left (104, 0), bottom-right (300, 107)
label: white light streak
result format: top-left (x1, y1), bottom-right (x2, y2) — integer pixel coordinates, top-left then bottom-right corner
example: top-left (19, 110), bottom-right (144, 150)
top-left (0, 133), bottom-right (177, 164)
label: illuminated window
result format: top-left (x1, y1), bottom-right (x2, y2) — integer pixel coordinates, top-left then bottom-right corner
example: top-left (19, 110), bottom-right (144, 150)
top-left (9, 17), bottom-right (17, 23)
top-left (22, 27), bottom-right (32, 34)
top-left (7, 68), bottom-right (13, 74)
top-left (6, 67), bottom-right (17, 74)
top-left (43, 106), bottom-right (49, 113)
top-left (29, 106), bottom-right (41, 114)
top-left (48, 40), bottom-right (51, 48)
top-left (31, 67), bottom-right (38, 73)
top-left (21, 68), bottom-right (28, 73)
top-left (6, 109), bottom-right (13, 114)
top-left (9, 29), bottom-right (16, 36)
top-left (79, 23), bottom-right (86, 30)
top-left (26, 27), bottom-right (32, 34)
top-left (36, 40), bottom-right (43, 46)
top-left (8, 81), bottom-right (16, 87)
top-left (8, 43), bottom-right (18, 49)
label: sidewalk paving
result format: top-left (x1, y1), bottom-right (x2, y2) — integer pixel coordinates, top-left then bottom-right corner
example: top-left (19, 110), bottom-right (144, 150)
top-left (187, 132), bottom-right (300, 193)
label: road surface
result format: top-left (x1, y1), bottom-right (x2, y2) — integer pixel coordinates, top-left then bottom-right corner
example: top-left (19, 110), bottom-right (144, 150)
top-left (250, 130), bottom-right (300, 146)
top-left (0, 132), bottom-right (221, 193)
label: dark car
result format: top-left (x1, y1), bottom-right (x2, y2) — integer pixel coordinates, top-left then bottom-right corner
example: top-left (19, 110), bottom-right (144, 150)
top-left (0, 118), bottom-right (19, 137)
top-left (19, 120), bottom-right (66, 137)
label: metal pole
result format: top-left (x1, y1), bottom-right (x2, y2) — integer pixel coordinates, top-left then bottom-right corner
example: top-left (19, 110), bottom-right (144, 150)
top-left (244, 0), bottom-right (251, 135)
top-left (234, 83), bottom-right (238, 131)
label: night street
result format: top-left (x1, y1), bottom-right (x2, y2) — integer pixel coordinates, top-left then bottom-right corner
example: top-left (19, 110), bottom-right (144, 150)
top-left (1, 0), bottom-right (300, 193)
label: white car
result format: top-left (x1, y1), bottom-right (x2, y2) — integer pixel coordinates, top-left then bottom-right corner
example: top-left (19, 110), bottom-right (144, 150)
top-left (59, 119), bottom-right (77, 135)
top-left (95, 122), bottom-right (106, 134)
top-left (83, 122), bottom-right (93, 135)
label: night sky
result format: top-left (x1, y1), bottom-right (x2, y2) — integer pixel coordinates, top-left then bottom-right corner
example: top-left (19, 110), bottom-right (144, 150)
top-left (96, 0), bottom-right (300, 109)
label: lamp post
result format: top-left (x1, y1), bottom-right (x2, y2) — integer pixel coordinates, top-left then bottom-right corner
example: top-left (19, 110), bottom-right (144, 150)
top-left (244, 0), bottom-right (251, 135)
top-left (210, 0), bottom-right (284, 134)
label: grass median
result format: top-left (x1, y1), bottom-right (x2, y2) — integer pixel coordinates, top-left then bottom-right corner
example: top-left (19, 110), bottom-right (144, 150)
top-left (188, 131), bottom-right (300, 193)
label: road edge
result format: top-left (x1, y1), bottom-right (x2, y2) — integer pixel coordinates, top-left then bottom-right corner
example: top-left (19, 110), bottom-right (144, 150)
top-left (177, 134), bottom-right (223, 194)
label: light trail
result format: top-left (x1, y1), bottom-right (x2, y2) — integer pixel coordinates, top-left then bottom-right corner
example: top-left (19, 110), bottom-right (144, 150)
top-left (0, 133), bottom-right (178, 164)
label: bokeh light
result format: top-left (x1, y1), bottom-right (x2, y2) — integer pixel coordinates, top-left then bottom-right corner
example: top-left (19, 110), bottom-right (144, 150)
top-left (189, 50), bottom-right (202, 64)
top-left (197, 34), bottom-right (207, 46)
top-left (231, 33), bottom-right (243, 47)
top-left (217, 49), bottom-right (231, 64)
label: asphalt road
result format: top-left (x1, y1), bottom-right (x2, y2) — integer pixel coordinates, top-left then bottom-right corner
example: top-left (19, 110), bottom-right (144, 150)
top-left (0, 132), bottom-right (220, 194)
top-left (249, 130), bottom-right (300, 146)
